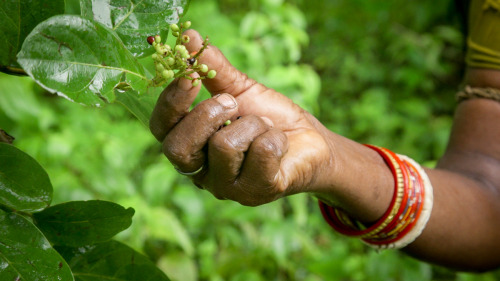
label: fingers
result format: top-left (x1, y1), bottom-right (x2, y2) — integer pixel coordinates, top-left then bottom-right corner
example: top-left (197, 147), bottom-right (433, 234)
top-left (203, 118), bottom-right (288, 206)
top-left (207, 115), bottom-right (270, 186)
top-left (238, 129), bottom-right (289, 197)
top-left (162, 93), bottom-right (238, 173)
top-left (149, 75), bottom-right (201, 142)
top-left (183, 29), bottom-right (263, 97)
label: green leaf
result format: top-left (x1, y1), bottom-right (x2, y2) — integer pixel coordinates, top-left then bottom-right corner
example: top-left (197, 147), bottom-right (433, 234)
top-left (0, 0), bottom-right (64, 73)
top-left (56, 240), bottom-right (170, 281)
top-left (115, 88), bottom-right (160, 127)
top-left (0, 210), bottom-right (74, 281)
top-left (0, 143), bottom-right (52, 212)
top-left (33, 200), bottom-right (135, 247)
top-left (80, 0), bottom-right (190, 58)
top-left (17, 15), bottom-right (148, 106)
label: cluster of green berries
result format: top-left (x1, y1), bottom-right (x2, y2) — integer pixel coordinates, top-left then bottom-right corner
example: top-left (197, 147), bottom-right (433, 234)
top-left (147, 21), bottom-right (217, 88)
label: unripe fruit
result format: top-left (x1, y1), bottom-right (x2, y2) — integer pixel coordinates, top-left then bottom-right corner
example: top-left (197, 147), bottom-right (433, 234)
top-left (147, 21), bottom-right (212, 88)
top-left (163, 45), bottom-right (171, 52)
top-left (162, 70), bottom-right (174, 79)
top-left (170, 23), bottom-right (179, 32)
top-left (175, 45), bottom-right (186, 52)
top-left (207, 70), bottom-right (217, 79)
top-left (156, 64), bottom-right (165, 72)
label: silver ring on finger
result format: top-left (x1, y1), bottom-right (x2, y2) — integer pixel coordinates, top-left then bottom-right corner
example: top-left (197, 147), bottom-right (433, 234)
top-left (175, 164), bottom-right (205, 176)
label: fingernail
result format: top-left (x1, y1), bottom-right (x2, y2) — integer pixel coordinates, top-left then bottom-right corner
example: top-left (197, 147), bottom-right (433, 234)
top-left (261, 116), bottom-right (274, 128)
top-left (216, 94), bottom-right (237, 108)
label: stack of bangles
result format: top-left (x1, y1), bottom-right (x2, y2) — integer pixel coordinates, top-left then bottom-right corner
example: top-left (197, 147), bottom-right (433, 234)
top-left (318, 144), bottom-right (434, 250)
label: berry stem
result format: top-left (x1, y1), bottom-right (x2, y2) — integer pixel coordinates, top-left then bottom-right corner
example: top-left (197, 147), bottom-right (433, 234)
top-left (193, 37), bottom-right (210, 60)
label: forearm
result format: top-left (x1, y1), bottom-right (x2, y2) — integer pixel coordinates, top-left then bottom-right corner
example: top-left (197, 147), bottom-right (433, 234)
top-left (406, 167), bottom-right (500, 271)
top-left (312, 70), bottom-right (500, 271)
top-left (407, 97), bottom-right (500, 271)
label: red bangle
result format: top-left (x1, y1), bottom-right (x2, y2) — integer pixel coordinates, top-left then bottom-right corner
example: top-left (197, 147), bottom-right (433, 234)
top-left (318, 145), bottom-right (405, 238)
top-left (318, 145), bottom-right (432, 249)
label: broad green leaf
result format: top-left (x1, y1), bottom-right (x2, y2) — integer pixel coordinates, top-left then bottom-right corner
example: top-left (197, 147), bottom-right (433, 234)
top-left (80, 0), bottom-right (191, 58)
top-left (17, 15), bottom-right (149, 107)
top-left (0, 210), bottom-right (74, 281)
top-left (0, 0), bottom-right (64, 73)
top-left (56, 240), bottom-right (171, 281)
top-left (0, 143), bottom-right (52, 212)
top-left (115, 87), bottom-right (161, 127)
top-left (33, 200), bottom-right (135, 247)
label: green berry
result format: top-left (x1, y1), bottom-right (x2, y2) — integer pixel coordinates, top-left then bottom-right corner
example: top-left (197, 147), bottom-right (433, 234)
top-left (182, 35), bottom-right (190, 43)
top-left (163, 45), bottom-right (171, 52)
top-left (183, 21), bottom-right (192, 29)
top-left (162, 70), bottom-right (174, 79)
top-left (175, 45), bottom-right (186, 52)
top-left (154, 35), bottom-right (161, 43)
top-left (200, 64), bottom-right (208, 73)
top-left (192, 79), bottom-right (200, 87)
top-left (152, 53), bottom-right (158, 60)
top-left (156, 63), bottom-right (165, 72)
top-left (167, 57), bottom-right (175, 65)
top-left (172, 31), bottom-right (179, 37)
top-left (170, 23), bottom-right (179, 32)
top-left (182, 51), bottom-right (190, 59)
top-left (207, 70), bottom-right (217, 79)
top-left (224, 120), bottom-right (231, 126)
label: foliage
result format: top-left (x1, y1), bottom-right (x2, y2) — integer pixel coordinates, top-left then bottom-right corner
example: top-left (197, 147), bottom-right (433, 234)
top-left (0, 0), bottom-right (191, 280)
top-left (292, 0), bottom-right (463, 164)
top-left (2, 0), bottom-right (500, 280)
top-left (0, 143), bottom-right (168, 280)
top-left (0, 0), bottom-right (64, 73)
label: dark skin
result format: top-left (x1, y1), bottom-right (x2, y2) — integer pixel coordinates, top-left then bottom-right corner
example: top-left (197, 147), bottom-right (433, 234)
top-left (150, 29), bottom-right (500, 272)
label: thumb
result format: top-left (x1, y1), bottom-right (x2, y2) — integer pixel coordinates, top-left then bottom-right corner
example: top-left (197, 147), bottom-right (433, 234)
top-left (183, 29), bottom-right (259, 97)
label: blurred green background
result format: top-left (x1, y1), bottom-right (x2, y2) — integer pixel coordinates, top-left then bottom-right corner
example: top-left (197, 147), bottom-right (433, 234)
top-left (1, 0), bottom-right (499, 280)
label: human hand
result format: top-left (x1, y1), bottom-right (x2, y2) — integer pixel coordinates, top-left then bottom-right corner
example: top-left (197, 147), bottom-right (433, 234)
top-left (149, 29), bottom-right (336, 206)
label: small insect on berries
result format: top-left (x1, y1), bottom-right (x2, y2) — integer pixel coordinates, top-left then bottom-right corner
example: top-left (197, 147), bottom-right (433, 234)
top-left (147, 36), bottom-right (155, 45)
top-left (187, 57), bottom-right (196, 65)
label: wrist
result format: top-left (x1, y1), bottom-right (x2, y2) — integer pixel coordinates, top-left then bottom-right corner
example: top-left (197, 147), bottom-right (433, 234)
top-left (311, 131), bottom-right (394, 223)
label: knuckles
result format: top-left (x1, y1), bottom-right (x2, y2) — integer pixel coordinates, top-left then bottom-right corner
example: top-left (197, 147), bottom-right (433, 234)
top-left (162, 140), bottom-right (191, 165)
